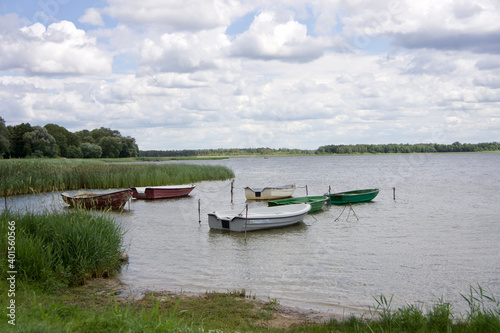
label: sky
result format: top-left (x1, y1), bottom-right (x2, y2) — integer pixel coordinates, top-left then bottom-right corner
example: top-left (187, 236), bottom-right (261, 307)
top-left (0, 0), bottom-right (499, 150)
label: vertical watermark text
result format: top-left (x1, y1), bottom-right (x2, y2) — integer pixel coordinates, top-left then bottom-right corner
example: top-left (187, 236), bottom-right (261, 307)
top-left (6, 220), bottom-right (16, 326)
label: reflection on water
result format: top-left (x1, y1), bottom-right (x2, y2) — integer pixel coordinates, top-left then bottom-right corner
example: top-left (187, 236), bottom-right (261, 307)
top-left (3, 153), bottom-right (500, 316)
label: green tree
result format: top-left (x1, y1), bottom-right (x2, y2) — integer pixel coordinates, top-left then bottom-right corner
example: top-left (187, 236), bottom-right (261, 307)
top-left (119, 136), bottom-right (139, 157)
top-left (66, 145), bottom-right (83, 158)
top-left (91, 127), bottom-right (121, 141)
top-left (99, 136), bottom-right (122, 158)
top-left (22, 126), bottom-right (58, 157)
top-left (44, 123), bottom-right (80, 157)
top-left (0, 117), bottom-right (10, 158)
top-left (452, 141), bottom-right (463, 152)
top-left (9, 123), bottom-right (33, 158)
top-left (76, 129), bottom-right (95, 144)
top-left (80, 142), bottom-right (102, 158)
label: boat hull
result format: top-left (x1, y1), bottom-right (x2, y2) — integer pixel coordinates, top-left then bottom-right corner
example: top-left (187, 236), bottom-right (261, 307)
top-left (268, 196), bottom-right (328, 213)
top-left (208, 203), bottom-right (311, 232)
top-left (131, 185), bottom-right (195, 199)
top-left (244, 185), bottom-right (295, 200)
top-left (61, 189), bottom-right (132, 209)
top-left (328, 189), bottom-right (380, 204)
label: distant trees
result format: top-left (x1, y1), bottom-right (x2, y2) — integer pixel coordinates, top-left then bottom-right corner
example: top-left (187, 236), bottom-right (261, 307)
top-left (66, 145), bottom-right (83, 158)
top-left (140, 147), bottom-right (315, 158)
top-left (44, 123), bottom-right (79, 157)
top-left (141, 142), bottom-right (500, 158)
top-left (80, 143), bottom-right (103, 158)
top-left (76, 128), bottom-right (138, 158)
top-left (8, 122), bottom-right (33, 158)
top-left (316, 142), bottom-right (500, 154)
top-left (22, 126), bottom-right (58, 158)
top-left (1, 119), bottom-right (139, 159)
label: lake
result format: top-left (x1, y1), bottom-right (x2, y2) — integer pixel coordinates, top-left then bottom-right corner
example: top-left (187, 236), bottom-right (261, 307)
top-left (3, 153), bottom-right (500, 317)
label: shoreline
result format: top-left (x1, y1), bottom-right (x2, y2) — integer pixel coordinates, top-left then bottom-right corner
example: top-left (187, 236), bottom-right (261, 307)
top-left (84, 277), bottom-right (348, 328)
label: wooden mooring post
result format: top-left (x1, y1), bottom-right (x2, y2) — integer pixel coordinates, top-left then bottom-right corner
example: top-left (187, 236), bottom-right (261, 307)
top-left (198, 199), bottom-right (201, 223)
top-left (230, 179), bottom-right (234, 204)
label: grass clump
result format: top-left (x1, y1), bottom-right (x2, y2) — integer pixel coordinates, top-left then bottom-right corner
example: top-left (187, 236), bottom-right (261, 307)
top-left (0, 159), bottom-right (235, 195)
top-left (460, 284), bottom-right (500, 332)
top-left (0, 209), bottom-right (124, 288)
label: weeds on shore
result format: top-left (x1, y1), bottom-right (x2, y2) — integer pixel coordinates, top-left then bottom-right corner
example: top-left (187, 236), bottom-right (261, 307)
top-left (0, 209), bottom-right (124, 288)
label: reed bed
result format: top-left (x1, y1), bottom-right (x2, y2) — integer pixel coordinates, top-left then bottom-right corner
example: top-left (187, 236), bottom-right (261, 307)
top-left (0, 159), bottom-right (234, 195)
top-left (0, 209), bottom-right (123, 287)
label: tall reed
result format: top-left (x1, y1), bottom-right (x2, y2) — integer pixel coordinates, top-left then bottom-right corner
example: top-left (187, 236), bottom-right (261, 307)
top-left (0, 159), bottom-right (234, 195)
top-left (0, 209), bottom-right (124, 287)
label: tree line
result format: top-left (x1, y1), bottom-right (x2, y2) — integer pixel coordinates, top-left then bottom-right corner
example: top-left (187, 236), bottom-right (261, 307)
top-left (0, 117), bottom-right (139, 159)
top-left (140, 147), bottom-right (315, 157)
top-left (141, 142), bottom-right (500, 157)
top-left (316, 142), bottom-right (500, 154)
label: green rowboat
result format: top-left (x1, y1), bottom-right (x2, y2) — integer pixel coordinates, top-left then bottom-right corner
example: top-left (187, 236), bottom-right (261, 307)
top-left (328, 189), bottom-right (380, 204)
top-left (268, 195), bottom-right (328, 213)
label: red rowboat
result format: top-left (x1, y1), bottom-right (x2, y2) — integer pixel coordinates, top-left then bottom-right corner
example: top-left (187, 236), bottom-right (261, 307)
top-left (61, 189), bottom-right (132, 209)
top-left (131, 185), bottom-right (195, 200)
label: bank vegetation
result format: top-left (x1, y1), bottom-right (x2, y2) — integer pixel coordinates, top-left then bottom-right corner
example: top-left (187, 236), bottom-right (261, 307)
top-left (0, 159), bottom-right (234, 196)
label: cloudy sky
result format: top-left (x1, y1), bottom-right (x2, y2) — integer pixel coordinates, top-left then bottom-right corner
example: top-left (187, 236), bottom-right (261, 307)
top-left (1, 0), bottom-right (499, 150)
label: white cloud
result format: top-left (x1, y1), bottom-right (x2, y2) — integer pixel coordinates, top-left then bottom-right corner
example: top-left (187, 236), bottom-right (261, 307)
top-left (0, 21), bottom-right (112, 76)
top-left (138, 28), bottom-right (231, 74)
top-left (104, 0), bottom-right (246, 31)
top-left (79, 8), bottom-right (105, 26)
top-left (0, 13), bottom-right (24, 33)
top-left (337, 0), bottom-right (500, 54)
top-left (230, 11), bottom-right (329, 62)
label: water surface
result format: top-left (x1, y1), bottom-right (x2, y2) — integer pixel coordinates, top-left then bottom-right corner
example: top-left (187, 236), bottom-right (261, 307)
top-left (3, 153), bottom-right (500, 316)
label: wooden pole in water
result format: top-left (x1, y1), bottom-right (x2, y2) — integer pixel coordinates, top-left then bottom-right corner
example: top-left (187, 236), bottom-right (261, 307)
top-left (198, 199), bottom-right (201, 223)
top-left (305, 185), bottom-right (308, 196)
top-left (231, 179), bottom-right (234, 204)
top-left (392, 187), bottom-right (396, 201)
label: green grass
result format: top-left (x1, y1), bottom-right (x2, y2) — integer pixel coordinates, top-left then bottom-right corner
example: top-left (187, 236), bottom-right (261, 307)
top-left (0, 282), bottom-right (282, 332)
top-left (0, 159), bottom-right (235, 195)
top-left (0, 209), bottom-right (124, 288)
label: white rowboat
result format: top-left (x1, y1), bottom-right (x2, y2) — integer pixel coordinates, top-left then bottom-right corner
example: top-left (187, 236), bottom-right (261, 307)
top-left (208, 203), bottom-right (311, 232)
top-left (244, 184), bottom-right (295, 200)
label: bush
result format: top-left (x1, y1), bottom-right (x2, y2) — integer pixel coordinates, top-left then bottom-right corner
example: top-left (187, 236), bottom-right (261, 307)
top-left (66, 145), bottom-right (83, 158)
top-left (80, 142), bottom-right (102, 158)
top-left (0, 209), bottom-right (124, 287)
